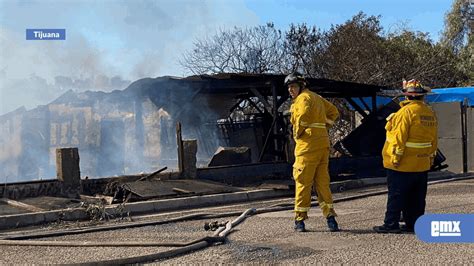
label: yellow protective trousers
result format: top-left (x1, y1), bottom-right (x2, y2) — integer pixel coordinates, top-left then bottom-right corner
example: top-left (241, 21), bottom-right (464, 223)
top-left (293, 148), bottom-right (336, 221)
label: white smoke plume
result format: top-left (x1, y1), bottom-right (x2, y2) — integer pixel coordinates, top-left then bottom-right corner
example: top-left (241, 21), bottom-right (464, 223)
top-left (0, 0), bottom-right (258, 115)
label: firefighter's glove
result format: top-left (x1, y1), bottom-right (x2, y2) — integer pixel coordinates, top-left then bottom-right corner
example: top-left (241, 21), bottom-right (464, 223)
top-left (391, 155), bottom-right (401, 168)
top-left (429, 156), bottom-right (435, 167)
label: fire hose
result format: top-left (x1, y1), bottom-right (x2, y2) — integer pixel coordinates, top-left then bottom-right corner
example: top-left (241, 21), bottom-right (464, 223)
top-left (0, 175), bottom-right (472, 264)
top-left (72, 208), bottom-right (256, 265)
top-left (0, 208), bottom-right (256, 265)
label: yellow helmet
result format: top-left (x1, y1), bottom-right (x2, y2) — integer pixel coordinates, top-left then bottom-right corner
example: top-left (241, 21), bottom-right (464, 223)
top-left (402, 79), bottom-right (430, 96)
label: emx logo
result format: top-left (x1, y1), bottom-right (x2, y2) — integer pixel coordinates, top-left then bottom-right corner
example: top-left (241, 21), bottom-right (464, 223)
top-left (416, 214), bottom-right (473, 243)
top-left (431, 221), bottom-right (461, 237)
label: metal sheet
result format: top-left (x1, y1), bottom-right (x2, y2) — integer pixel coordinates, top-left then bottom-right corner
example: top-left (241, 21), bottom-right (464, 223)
top-left (197, 162), bottom-right (291, 185)
top-left (123, 179), bottom-right (241, 199)
top-left (437, 139), bottom-right (464, 173)
top-left (432, 102), bottom-right (463, 173)
top-left (432, 102), bottom-right (462, 138)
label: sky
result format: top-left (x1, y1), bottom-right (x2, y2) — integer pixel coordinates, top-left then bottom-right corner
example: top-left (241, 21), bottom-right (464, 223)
top-left (0, 0), bottom-right (454, 115)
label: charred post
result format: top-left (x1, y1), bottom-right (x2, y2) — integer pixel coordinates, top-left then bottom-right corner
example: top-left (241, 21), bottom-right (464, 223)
top-left (176, 122), bottom-right (184, 175)
top-left (182, 139), bottom-right (197, 179)
top-left (56, 147), bottom-right (81, 198)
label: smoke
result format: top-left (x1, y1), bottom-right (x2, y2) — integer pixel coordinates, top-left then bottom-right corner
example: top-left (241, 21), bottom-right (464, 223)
top-left (0, 0), bottom-right (259, 182)
top-left (0, 26), bottom-right (132, 114)
top-left (0, 0), bottom-right (259, 115)
top-left (0, 75), bottom-right (239, 182)
top-left (54, 75), bottom-right (130, 92)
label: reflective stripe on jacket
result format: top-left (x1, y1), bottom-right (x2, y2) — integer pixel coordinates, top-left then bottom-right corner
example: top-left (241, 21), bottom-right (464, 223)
top-left (382, 100), bottom-right (438, 172)
top-left (290, 89), bottom-right (339, 158)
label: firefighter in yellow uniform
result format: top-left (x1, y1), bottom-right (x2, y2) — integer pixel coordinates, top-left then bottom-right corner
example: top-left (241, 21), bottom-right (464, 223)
top-left (374, 79), bottom-right (438, 233)
top-left (286, 72), bottom-right (340, 232)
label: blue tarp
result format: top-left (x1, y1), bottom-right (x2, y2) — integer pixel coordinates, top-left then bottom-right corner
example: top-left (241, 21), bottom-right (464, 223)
top-left (351, 87), bottom-right (474, 110)
top-left (426, 87), bottom-right (474, 106)
top-left (352, 96), bottom-right (391, 110)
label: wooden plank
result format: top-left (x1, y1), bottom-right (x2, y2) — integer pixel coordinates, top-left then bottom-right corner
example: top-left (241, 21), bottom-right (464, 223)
top-left (138, 167), bottom-right (168, 182)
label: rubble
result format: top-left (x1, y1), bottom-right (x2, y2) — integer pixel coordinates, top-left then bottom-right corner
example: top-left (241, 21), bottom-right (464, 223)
top-left (208, 146), bottom-right (251, 167)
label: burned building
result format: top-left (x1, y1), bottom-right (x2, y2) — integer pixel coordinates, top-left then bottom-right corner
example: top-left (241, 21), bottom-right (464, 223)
top-left (0, 73), bottom-right (401, 182)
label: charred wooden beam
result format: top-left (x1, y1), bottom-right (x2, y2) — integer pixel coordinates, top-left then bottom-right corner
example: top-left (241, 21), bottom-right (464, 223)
top-left (372, 94), bottom-right (377, 114)
top-left (176, 122), bottom-right (184, 175)
top-left (229, 98), bottom-right (245, 114)
top-left (276, 95), bottom-right (289, 109)
top-left (345, 97), bottom-right (368, 119)
top-left (272, 83), bottom-right (279, 161)
top-left (138, 167), bottom-right (168, 182)
top-left (250, 88), bottom-right (273, 114)
top-left (358, 97), bottom-right (370, 111)
top-left (245, 97), bottom-right (265, 114)
top-left (259, 117), bottom-right (277, 162)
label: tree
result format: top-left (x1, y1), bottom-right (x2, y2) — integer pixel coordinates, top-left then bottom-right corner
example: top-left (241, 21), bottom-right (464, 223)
top-left (441, 0), bottom-right (473, 85)
top-left (282, 24), bottom-right (322, 74)
top-left (310, 13), bottom-right (386, 84)
top-left (182, 10), bottom-right (471, 86)
top-left (180, 23), bottom-right (285, 74)
top-left (458, 34), bottom-right (474, 84)
top-left (441, 0), bottom-right (472, 53)
top-left (308, 12), bottom-right (466, 88)
top-left (383, 30), bottom-right (466, 88)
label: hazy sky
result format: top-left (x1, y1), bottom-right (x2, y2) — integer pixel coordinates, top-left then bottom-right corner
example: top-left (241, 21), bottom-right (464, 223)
top-left (0, 0), bottom-right (453, 115)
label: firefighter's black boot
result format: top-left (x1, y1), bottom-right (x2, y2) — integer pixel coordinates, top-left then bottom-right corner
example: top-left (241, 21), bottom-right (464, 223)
top-left (327, 216), bottom-right (340, 232)
top-left (294, 220), bottom-right (306, 232)
top-left (373, 224), bottom-right (401, 234)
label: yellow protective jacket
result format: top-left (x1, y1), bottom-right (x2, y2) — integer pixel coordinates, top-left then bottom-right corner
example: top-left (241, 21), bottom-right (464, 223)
top-left (382, 100), bottom-right (438, 172)
top-left (290, 89), bottom-right (339, 158)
